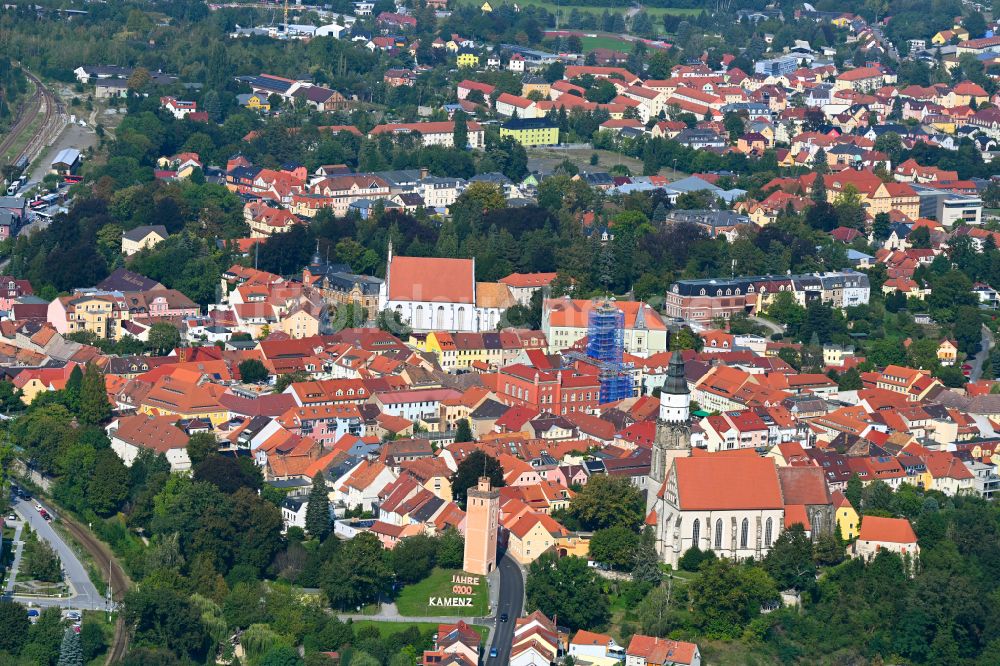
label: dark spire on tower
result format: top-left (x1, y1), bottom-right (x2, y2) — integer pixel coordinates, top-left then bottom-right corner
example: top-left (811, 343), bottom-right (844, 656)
top-left (663, 350), bottom-right (689, 395)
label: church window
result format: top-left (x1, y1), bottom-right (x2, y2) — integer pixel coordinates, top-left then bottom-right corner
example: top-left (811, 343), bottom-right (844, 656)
top-left (691, 519), bottom-right (700, 545)
top-left (765, 518), bottom-right (774, 546)
top-left (714, 519), bottom-right (723, 549)
top-left (741, 518), bottom-right (749, 548)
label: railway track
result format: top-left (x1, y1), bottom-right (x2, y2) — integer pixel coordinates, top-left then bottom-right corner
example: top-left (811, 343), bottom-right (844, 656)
top-left (0, 66), bottom-right (62, 170)
top-left (56, 512), bottom-right (132, 663)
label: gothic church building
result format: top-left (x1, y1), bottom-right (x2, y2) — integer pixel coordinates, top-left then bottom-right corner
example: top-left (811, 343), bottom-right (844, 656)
top-left (647, 352), bottom-right (834, 568)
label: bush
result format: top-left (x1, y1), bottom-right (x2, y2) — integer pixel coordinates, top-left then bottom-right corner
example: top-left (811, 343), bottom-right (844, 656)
top-left (678, 546), bottom-right (715, 572)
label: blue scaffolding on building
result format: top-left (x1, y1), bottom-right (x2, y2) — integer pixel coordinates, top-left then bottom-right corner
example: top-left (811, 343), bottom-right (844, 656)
top-left (585, 301), bottom-right (634, 404)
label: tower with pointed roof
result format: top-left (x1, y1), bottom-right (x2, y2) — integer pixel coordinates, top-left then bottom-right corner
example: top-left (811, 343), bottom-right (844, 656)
top-left (648, 351), bottom-right (691, 511)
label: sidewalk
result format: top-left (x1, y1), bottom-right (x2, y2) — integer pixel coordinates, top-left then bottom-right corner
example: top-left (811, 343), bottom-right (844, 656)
top-left (3, 521), bottom-right (24, 594)
top-left (336, 601), bottom-right (491, 625)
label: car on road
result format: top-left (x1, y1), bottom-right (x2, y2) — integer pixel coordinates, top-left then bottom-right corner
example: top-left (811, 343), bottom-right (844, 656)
top-left (489, 647), bottom-right (498, 658)
top-left (34, 502), bottom-right (43, 511)
top-left (39, 509), bottom-right (51, 521)
top-left (499, 613), bottom-right (508, 622)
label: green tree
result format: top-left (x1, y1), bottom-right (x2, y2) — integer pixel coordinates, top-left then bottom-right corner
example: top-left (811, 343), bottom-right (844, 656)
top-left (846, 474), bottom-right (863, 514)
top-left (526, 553), bottom-right (610, 631)
top-left (321, 532), bottom-right (393, 610)
top-left (64, 365), bottom-right (83, 413)
top-left (305, 472), bottom-right (331, 540)
top-left (838, 366), bottom-right (863, 390)
top-left (678, 546), bottom-right (716, 572)
top-left (147, 322), bottom-right (182, 355)
top-left (24, 607), bottom-right (64, 665)
top-left (273, 371), bottom-right (310, 394)
top-left (389, 533), bottom-right (438, 584)
top-left (238, 359), bottom-right (270, 384)
top-left (376, 309), bottom-right (412, 338)
top-left (689, 559), bottom-right (778, 639)
top-left (89, 448), bottom-right (130, 516)
top-left (79, 362), bottom-right (112, 426)
top-left (260, 645), bottom-right (304, 666)
top-left (813, 531), bottom-right (845, 566)
top-left (57, 625), bottom-right (84, 666)
top-left (450, 450), bottom-right (504, 509)
top-left (636, 583), bottom-right (677, 637)
top-left (632, 536), bottom-right (663, 586)
top-left (79, 620), bottom-right (106, 662)
top-left (124, 585), bottom-right (212, 661)
top-left (0, 600), bottom-right (31, 654)
top-left (436, 529), bottom-right (465, 569)
top-left (23, 530), bottom-right (62, 582)
top-left (763, 524), bottom-right (816, 591)
top-left (454, 418), bottom-right (473, 443)
top-left (767, 291), bottom-right (806, 329)
top-left (588, 525), bottom-right (641, 571)
top-left (186, 432), bottom-right (218, 467)
top-left (453, 111), bottom-right (469, 150)
top-left (964, 11), bottom-right (987, 38)
top-left (953, 306), bottom-right (983, 355)
top-left (568, 474), bottom-right (644, 531)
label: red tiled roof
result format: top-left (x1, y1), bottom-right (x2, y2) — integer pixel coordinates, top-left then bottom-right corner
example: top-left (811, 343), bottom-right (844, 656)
top-left (674, 456), bottom-right (783, 510)
top-left (387, 255), bottom-right (475, 303)
top-left (859, 516), bottom-right (917, 544)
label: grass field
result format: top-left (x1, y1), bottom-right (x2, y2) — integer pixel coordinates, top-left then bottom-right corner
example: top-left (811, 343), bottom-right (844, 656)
top-left (394, 567), bottom-right (489, 617)
top-left (352, 620), bottom-right (490, 643)
top-left (579, 35), bottom-right (634, 52)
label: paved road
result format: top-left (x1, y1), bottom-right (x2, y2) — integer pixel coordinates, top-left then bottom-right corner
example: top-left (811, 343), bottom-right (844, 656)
top-left (749, 315), bottom-right (784, 336)
top-left (3, 498), bottom-right (105, 610)
top-left (970, 324), bottom-right (995, 382)
top-left (485, 553), bottom-right (524, 665)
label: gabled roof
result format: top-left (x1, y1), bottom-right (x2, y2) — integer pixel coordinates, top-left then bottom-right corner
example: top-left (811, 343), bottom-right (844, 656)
top-left (859, 515), bottom-right (917, 544)
top-left (673, 455), bottom-right (783, 510)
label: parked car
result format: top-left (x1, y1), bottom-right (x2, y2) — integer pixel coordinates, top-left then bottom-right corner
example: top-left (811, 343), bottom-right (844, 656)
top-left (64, 611), bottom-right (81, 621)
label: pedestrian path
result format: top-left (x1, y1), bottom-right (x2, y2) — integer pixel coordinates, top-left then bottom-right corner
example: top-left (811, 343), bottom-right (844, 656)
top-left (3, 521), bottom-right (24, 594)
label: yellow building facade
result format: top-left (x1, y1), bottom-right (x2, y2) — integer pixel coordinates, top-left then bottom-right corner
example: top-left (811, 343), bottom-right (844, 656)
top-left (500, 119), bottom-right (560, 147)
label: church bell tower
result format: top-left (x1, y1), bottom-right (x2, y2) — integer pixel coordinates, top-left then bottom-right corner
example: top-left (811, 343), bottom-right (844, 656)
top-left (649, 351), bottom-right (692, 499)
